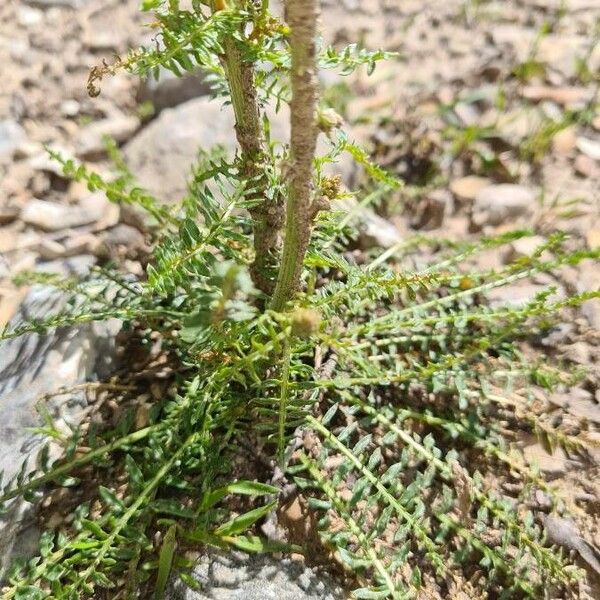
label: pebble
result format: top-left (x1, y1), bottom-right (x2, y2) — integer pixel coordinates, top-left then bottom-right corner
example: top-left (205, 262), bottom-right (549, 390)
top-left (60, 99), bottom-right (80, 117)
top-left (487, 283), bottom-right (555, 309)
top-left (0, 120), bottom-right (27, 164)
top-left (449, 176), bottom-right (490, 203)
top-left (77, 114), bottom-right (140, 159)
top-left (562, 341), bottom-right (591, 365)
top-left (523, 442), bottom-right (568, 479)
top-left (471, 184), bottom-right (536, 228)
top-left (507, 235), bottom-right (549, 261)
top-left (552, 126), bottom-right (577, 155)
top-left (521, 85), bottom-right (590, 108)
top-left (0, 205), bottom-right (20, 225)
top-left (575, 137), bottom-right (600, 161)
top-left (21, 194), bottom-right (118, 232)
top-left (574, 153), bottom-right (595, 177)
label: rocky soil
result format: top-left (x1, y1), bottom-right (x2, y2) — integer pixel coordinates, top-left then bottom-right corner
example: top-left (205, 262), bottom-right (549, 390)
top-left (1, 0), bottom-right (599, 597)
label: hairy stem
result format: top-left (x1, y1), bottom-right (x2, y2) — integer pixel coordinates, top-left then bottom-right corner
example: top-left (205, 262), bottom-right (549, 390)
top-left (217, 2), bottom-right (283, 293)
top-left (270, 0), bottom-right (320, 311)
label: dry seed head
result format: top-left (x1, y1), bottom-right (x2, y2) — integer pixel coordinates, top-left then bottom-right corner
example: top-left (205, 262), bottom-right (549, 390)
top-left (290, 308), bottom-right (322, 338)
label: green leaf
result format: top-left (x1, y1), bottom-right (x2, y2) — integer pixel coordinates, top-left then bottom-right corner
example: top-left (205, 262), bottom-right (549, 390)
top-left (214, 501), bottom-right (276, 537)
top-left (154, 525), bottom-right (177, 600)
top-left (201, 481), bottom-right (278, 512)
top-left (226, 535), bottom-right (300, 554)
top-left (99, 486), bottom-right (126, 512)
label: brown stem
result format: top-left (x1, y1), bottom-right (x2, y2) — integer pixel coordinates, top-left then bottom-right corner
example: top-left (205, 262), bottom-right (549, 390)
top-left (218, 3), bottom-right (284, 293)
top-left (270, 0), bottom-right (320, 311)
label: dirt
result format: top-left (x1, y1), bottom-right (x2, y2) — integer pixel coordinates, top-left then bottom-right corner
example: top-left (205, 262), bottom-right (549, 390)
top-left (0, 0), bottom-right (599, 596)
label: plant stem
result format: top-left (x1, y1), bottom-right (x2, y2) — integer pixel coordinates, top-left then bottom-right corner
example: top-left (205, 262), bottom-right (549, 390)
top-left (217, 2), bottom-right (283, 293)
top-left (270, 0), bottom-right (320, 311)
top-left (277, 338), bottom-right (291, 467)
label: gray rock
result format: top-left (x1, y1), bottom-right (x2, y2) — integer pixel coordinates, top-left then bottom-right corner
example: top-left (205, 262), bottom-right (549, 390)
top-left (0, 120), bottom-right (27, 164)
top-left (77, 114), bottom-right (140, 159)
top-left (487, 283), bottom-right (558, 309)
top-left (472, 184), bottom-right (536, 228)
top-left (138, 67), bottom-right (213, 114)
top-left (124, 98), bottom-right (239, 202)
top-left (0, 256), bottom-right (121, 579)
top-left (123, 97), bottom-right (354, 205)
top-left (166, 551), bottom-right (345, 600)
top-left (21, 195), bottom-right (118, 232)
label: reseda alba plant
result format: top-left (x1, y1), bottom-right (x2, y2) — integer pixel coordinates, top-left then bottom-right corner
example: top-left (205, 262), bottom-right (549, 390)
top-left (1, 1), bottom-right (599, 599)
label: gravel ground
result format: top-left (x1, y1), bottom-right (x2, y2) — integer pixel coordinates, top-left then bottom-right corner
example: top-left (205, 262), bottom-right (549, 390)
top-left (0, 0), bottom-right (599, 596)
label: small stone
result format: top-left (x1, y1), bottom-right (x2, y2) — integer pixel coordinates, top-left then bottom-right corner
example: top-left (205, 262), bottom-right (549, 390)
top-left (523, 442), bottom-right (568, 478)
top-left (22, 199), bottom-right (95, 231)
top-left (412, 189), bottom-right (452, 230)
top-left (574, 154), bottom-right (595, 177)
top-left (0, 120), bottom-right (27, 164)
top-left (21, 195), bottom-right (115, 232)
top-left (541, 323), bottom-right (574, 347)
top-left (552, 127), bottom-right (577, 155)
top-left (472, 184), bottom-right (536, 228)
top-left (581, 299), bottom-right (600, 330)
top-left (586, 228), bottom-right (600, 250)
top-left (565, 389), bottom-right (600, 424)
top-left (562, 342), bottom-right (591, 365)
top-left (17, 6), bottom-right (43, 26)
top-left (449, 176), bottom-right (491, 202)
top-left (60, 99), bottom-right (80, 118)
top-left (454, 102), bottom-right (480, 126)
top-left (507, 235), bottom-right (548, 261)
top-left (77, 114), bottom-right (140, 160)
top-left (575, 137), bottom-right (600, 161)
top-left (487, 283), bottom-right (553, 309)
top-left (36, 239), bottom-right (68, 260)
top-left (521, 85), bottom-right (590, 108)
top-left (0, 204), bottom-right (20, 225)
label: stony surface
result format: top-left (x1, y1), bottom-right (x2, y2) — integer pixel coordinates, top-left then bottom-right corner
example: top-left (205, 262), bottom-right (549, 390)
top-left (165, 552), bottom-right (344, 600)
top-left (0, 257), bottom-right (121, 580)
top-left (0, 0), bottom-right (599, 595)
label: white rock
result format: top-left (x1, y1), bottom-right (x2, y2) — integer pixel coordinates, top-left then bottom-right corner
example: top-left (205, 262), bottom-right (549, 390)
top-left (472, 184), bottom-right (536, 228)
top-left (21, 196), bottom-right (114, 232)
top-left (576, 137), bottom-right (600, 161)
top-left (0, 120), bottom-right (27, 164)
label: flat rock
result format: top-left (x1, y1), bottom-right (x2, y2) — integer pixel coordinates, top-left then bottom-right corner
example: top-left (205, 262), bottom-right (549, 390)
top-left (487, 283), bottom-right (555, 309)
top-left (138, 67), bottom-right (212, 114)
top-left (123, 97), bottom-right (353, 205)
top-left (523, 442), bottom-right (568, 479)
top-left (166, 551), bottom-right (345, 600)
top-left (472, 184), bottom-right (536, 228)
top-left (0, 256), bottom-right (121, 578)
top-left (123, 98), bottom-right (242, 202)
top-left (21, 195), bottom-right (117, 232)
top-left (77, 114), bottom-right (140, 159)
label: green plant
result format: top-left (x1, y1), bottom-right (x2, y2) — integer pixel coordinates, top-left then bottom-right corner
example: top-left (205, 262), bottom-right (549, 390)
top-left (1, 1), bottom-right (599, 599)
